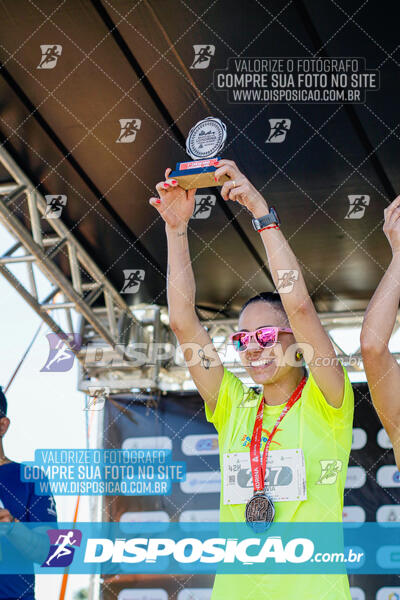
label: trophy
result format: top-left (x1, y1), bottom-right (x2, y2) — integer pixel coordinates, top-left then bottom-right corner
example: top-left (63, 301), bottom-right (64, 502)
top-left (170, 117), bottom-right (230, 190)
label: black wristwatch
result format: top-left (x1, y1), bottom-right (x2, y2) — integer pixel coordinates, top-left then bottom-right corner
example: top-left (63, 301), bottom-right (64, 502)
top-left (252, 206), bottom-right (280, 232)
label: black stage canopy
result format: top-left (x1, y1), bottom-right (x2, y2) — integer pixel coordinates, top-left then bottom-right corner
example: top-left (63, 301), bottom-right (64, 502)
top-left (0, 0), bottom-right (398, 316)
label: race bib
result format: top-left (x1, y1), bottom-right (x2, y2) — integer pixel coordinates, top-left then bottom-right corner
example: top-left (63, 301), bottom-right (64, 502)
top-left (223, 448), bottom-right (307, 505)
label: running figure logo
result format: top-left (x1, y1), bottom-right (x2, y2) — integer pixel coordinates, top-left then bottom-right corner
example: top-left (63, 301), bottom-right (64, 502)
top-left (266, 119), bottom-right (291, 143)
top-left (42, 529), bottom-right (82, 567)
top-left (37, 45), bottom-right (62, 69)
top-left (120, 269), bottom-right (145, 294)
top-left (276, 269), bottom-right (299, 294)
top-left (190, 45), bottom-right (215, 69)
top-left (85, 386), bottom-right (110, 411)
top-left (239, 385), bottom-right (261, 408)
top-left (191, 195), bottom-right (216, 219)
top-left (41, 333), bottom-right (82, 373)
top-left (316, 460), bottom-right (343, 485)
top-left (345, 195), bottom-right (370, 219)
top-left (47, 497), bottom-right (57, 518)
top-left (43, 195), bottom-right (67, 219)
top-left (116, 119), bottom-right (142, 143)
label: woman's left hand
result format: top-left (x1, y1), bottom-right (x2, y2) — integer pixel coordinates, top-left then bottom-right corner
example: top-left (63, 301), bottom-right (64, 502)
top-left (214, 159), bottom-right (268, 216)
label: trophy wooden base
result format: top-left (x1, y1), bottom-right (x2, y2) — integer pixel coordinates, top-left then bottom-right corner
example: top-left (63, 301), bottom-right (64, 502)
top-left (169, 157), bottom-right (230, 190)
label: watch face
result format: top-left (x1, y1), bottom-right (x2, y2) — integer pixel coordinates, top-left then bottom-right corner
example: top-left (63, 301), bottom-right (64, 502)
top-left (270, 206), bottom-right (280, 225)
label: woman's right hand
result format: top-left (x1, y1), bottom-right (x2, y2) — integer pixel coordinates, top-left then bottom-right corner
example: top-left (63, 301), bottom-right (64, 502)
top-left (149, 168), bottom-right (196, 229)
top-left (383, 195), bottom-right (400, 255)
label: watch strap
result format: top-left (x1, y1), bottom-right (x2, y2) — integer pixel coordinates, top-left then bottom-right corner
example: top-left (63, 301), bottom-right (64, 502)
top-left (252, 207), bottom-right (280, 231)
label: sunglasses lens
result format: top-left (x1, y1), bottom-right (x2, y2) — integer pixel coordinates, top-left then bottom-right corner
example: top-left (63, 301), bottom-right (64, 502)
top-left (232, 333), bottom-right (247, 351)
top-left (256, 327), bottom-right (276, 347)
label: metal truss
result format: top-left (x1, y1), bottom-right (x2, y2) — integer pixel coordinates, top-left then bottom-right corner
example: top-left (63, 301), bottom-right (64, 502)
top-left (0, 144), bottom-right (138, 360)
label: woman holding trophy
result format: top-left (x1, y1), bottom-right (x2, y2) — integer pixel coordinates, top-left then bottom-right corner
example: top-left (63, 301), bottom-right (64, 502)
top-left (150, 151), bottom-right (354, 598)
top-left (361, 196), bottom-right (400, 469)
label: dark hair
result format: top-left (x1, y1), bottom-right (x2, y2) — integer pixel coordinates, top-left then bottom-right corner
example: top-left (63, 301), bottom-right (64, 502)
top-left (239, 292), bottom-right (288, 323)
top-left (0, 387), bottom-right (7, 418)
top-left (239, 292), bottom-right (308, 378)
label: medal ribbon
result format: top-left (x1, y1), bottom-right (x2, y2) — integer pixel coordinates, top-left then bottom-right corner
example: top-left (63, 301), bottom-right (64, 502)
top-left (249, 376), bottom-right (307, 492)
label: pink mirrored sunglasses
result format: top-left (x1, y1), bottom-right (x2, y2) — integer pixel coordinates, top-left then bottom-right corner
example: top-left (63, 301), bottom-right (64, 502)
top-left (230, 326), bottom-right (293, 352)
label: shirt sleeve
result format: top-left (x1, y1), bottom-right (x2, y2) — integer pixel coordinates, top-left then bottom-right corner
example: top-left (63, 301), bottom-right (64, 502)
top-left (27, 479), bottom-right (57, 523)
top-left (204, 367), bottom-right (257, 432)
top-left (304, 362), bottom-right (354, 428)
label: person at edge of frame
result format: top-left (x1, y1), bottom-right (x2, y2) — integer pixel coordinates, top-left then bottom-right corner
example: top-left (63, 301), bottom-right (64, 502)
top-left (149, 159), bottom-right (354, 600)
top-left (361, 195), bottom-right (400, 469)
top-left (0, 386), bottom-right (58, 600)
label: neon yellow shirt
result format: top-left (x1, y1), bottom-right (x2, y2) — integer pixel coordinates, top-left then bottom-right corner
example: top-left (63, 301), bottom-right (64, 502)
top-left (205, 364), bottom-right (354, 600)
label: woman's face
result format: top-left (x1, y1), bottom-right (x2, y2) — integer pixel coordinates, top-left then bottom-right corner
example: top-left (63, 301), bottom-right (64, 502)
top-left (237, 301), bottom-right (298, 385)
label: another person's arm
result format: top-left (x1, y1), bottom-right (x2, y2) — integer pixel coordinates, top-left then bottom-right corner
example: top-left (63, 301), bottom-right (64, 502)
top-left (360, 196), bottom-right (400, 467)
top-left (0, 508), bottom-right (50, 564)
top-left (215, 159), bottom-right (344, 408)
top-left (150, 169), bottom-right (224, 412)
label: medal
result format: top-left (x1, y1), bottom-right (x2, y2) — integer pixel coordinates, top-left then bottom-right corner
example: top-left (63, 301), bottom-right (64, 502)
top-left (245, 491), bottom-right (275, 533)
top-left (245, 376), bottom-right (307, 531)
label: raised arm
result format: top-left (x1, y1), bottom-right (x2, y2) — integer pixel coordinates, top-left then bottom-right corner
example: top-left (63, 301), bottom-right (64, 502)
top-left (214, 159), bottom-right (344, 408)
top-left (149, 169), bottom-right (224, 411)
top-left (360, 196), bottom-right (400, 467)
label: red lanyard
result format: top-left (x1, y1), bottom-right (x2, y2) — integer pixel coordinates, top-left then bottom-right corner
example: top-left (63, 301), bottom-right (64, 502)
top-left (249, 376), bottom-right (306, 492)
